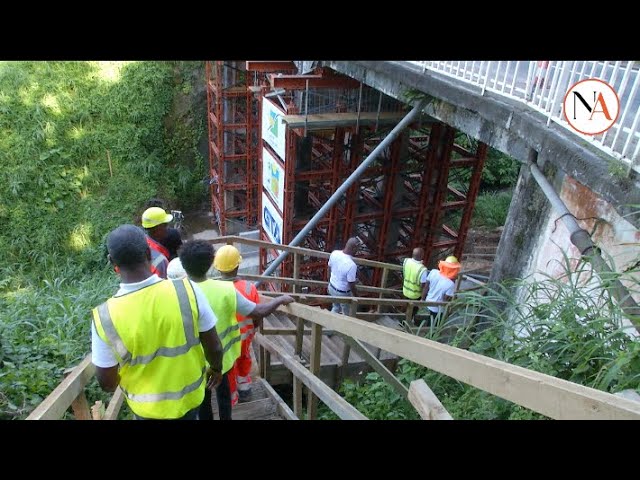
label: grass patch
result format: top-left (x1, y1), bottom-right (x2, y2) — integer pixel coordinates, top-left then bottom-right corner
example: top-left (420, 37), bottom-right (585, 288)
top-left (471, 190), bottom-right (513, 229)
top-left (0, 61), bottom-right (206, 419)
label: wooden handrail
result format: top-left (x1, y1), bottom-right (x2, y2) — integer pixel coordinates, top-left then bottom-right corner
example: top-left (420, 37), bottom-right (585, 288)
top-left (27, 356), bottom-right (95, 420)
top-left (210, 235), bottom-right (404, 271)
top-left (254, 333), bottom-right (367, 420)
top-left (259, 292), bottom-right (447, 308)
top-left (270, 301), bottom-right (640, 420)
top-left (235, 273), bottom-right (402, 296)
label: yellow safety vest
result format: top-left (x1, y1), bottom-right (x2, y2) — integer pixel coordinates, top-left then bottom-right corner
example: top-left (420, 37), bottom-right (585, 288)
top-left (197, 279), bottom-right (241, 374)
top-left (402, 258), bottom-right (427, 300)
top-left (92, 278), bottom-right (206, 419)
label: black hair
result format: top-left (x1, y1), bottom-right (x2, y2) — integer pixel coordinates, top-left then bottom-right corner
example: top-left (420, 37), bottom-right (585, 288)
top-left (179, 240), bottom-right (214, 278)
top-left (145, 198), bottom-right (167, 210)
top-left (106, 225), bottom-right (149, 268)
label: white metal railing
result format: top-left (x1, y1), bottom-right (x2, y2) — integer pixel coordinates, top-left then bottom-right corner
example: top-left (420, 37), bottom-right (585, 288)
top-left (406, 61), bottom-right (640, 172)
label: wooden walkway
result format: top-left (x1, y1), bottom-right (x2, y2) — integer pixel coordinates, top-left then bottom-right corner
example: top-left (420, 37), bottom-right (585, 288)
top-left (208, 378), bottom-right (296, 420)
top-left (259, 311), bottom-right (399, 388)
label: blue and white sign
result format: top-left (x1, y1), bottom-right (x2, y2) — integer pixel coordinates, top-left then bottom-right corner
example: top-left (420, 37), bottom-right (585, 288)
top-left (262, 192), bottom-right (283, 246)
top-left (261, 97), bottom-right (287, 161)
top-left (262, 147), bottom-right (285, 212)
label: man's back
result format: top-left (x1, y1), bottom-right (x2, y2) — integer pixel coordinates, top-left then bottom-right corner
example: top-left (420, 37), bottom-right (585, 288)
top-left (328, 250), bottom-right (357, 291)
top-left (92, 277), bottom-right (208, 419)
top-left (196, 279), bottom-right (241, 374)
top-left (425, 269), bottom-right (455, 313)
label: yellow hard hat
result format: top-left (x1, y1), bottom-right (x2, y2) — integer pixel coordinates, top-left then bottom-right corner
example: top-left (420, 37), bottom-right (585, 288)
top-left (141, 207), bottom-right (173, 229)
top-left (445, 255), bottom-right (459, 264)
top-left (213, 245), bottom-right (242, 273)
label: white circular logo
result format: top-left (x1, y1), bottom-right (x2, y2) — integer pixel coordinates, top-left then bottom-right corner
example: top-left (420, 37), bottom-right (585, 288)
top-left (563, 78), bottom-right (619, 136)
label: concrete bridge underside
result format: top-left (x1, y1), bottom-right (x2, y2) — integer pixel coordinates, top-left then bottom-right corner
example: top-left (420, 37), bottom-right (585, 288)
top-left (318, 61), bottom-right (640, 285)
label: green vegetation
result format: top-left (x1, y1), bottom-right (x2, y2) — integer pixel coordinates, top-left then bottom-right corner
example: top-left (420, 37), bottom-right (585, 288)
top-left (441, 133), bottom-right (520, 231)
top-left (0, 61), bottom-right (206, 419)
top-left (320, 254), bottom-right (640, 420)
top-left (472, 190), bottom-right (513, 228)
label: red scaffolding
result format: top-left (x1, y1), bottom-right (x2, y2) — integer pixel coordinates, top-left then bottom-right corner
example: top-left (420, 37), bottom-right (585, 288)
top-left (218, 65), bottom-right (488, 297)
top-left (205, 61), bottom-right (258, 234)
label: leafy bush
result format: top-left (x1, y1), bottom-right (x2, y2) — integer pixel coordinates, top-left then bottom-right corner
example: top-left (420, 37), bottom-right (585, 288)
top-left (0, 61), bottom-right (206, 419)
top-left (471, 190), bottom-right (513, 228)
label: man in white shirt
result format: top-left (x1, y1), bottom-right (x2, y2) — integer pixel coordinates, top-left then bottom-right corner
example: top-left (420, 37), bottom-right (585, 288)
top-left (327, 237), bottom-right (359, 315)
top-left (423, 255), bottom-right (461, 325)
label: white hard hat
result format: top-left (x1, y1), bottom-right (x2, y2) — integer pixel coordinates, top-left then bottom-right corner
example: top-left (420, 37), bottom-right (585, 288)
top-left (167, 257), bottom-right (187, 280)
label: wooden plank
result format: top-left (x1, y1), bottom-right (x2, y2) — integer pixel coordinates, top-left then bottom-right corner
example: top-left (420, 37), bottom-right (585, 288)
top-left (336, 342), bottom-right (351, 389)
top-left (293, 253), bottom-right (300, 294)
top-left (405, 302), bottom-right (414, 324)
top-left (260, 378), bottom-right (298, 420)
top-left (71, 392), bottom-right (92, 420)
top-left (27, 355), bottom-right (95, 420)
top-left (103, 388), bottom-right (125, 421)
top-left (307, 323), bottom-right (322, 419)
top-left (295, 319), bottom-right (305, 355)
top-left (258, 292), bottom-right (446, 308)
top-left (259, 344), bottom-right (266, 378)
top-left (239, 273), bottom-right (400, 296)
top-left (377, 267), bottom-right (389, 313)
top-left (265, 351), bottom-right (272, 383)
top-left (91, 401), bottom-right (105, 420)
top-left (273, 301), bottom-right (640, 420)
top-left (210, 236), bottom-right (403, 271)
top-left (232, 398), bottom-right (277, 420)
top-left (340, 335), bottom-right (409, 399)
top-left (293, 377), bottom-right (304, 419)
top-left (254, 333), bottom-right (366, 420)
top-left (408, 379), bottom-right (453, 420)
top-left (356, 312), bottom-right (431, 321)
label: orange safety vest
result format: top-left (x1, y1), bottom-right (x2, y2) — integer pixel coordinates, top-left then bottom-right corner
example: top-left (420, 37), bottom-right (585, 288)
top-left (146, 236), bottom-right (170, 279)
top-left (226, 278), bottom-right (260, 406)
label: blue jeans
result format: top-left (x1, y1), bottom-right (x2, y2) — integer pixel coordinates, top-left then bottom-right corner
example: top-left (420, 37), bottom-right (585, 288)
top-left (328, 283), bottom-right (351, 315)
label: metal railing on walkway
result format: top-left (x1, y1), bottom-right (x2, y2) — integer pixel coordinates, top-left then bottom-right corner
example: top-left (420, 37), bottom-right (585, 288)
top-left (406, 61), bottom-right (640, 172)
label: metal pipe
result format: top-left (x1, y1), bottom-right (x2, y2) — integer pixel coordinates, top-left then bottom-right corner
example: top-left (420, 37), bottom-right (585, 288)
top-left (257, 100), bottom-right (426, 285)
top-left (527, 151), bottom-right (640, 331)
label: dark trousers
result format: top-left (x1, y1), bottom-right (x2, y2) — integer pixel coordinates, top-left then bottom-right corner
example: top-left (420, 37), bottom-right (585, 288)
top-left (199, 371), bottom-right (232, 420)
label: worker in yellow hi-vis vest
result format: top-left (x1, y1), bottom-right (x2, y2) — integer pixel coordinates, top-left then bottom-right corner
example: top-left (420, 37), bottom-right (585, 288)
top-left (91, 225), bottom-right (224, 420)
top-left (402, 247), bottom-right (428, 325)
top-left (172, 240), bottom-right (294, 420)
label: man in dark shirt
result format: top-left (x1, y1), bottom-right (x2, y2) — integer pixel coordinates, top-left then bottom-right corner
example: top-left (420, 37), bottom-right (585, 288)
top-left (144, 198), bottom-right (183, 260)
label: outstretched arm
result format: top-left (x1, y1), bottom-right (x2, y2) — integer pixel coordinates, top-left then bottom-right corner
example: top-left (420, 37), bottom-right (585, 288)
top-left (250, 295), bottom-right (295, 320)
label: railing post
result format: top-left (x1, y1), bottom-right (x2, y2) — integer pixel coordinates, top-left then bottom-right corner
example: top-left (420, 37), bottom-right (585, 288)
top-left (292, 253), bottom-right (300, 293)
top-left (336, 302), bottom-right (356, 389)
top-left (405, 301), bottom-right (414, 325)
top-left (293, 252), bottom-right (305, 355)
top-left (377, 267), bottom-right (389, 313)
top-left (292, 252), bottom-right (305, 419)
top-left (70, 392), bottom-right (91, 420)
top-left (307, 323), bottom-right (322, 419)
